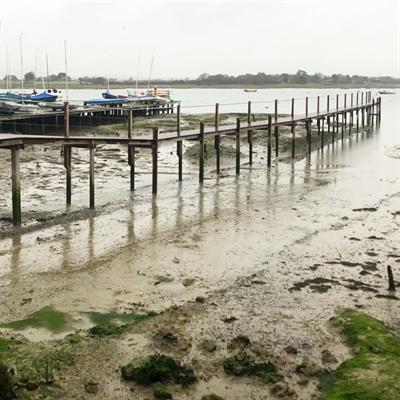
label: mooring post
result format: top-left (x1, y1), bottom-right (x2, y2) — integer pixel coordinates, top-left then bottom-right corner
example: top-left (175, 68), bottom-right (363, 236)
top-left (247, 101), bottom-right (253, 165)
top-left (152, 127), bottom-right (159, 194)
top-left (388, 265), bottom-right (396, 291)
top-left (267, 115), bottom-right (272, 167)
top-left (199, 122), bottom-right (205, 183)
top-left (344, 93), bottom-right (347, 130)
top-left (291, 122), bottom-right (296, 158)
top-left (327, 95), bottom-right (330, 112)
top-left (128, 109), bottom-right (135, 191)
top-left (274, 99), bottom-right (279, 157)
top-left (176, 103), bottom-right (183, 181)
top-left (11, 147), bottom-right (21, 226)
top-left (317, 96), bottom-right (320, 115)
top-left (378, 97), bottom-right (382, 124)
top-left (305, 97), bottom-right (308, 116)
top-left (236, 118), bottom-right (241, 175)
top-left (63, 102), bottom-right (72, 206)
top-left (214, 103), bottom-right (220, 175)
top-left (89, 141), bottom-right (95, 209)
top-left (291, 98), bottom-right (295, 119)
top-left (307, 120), bottom-right (312, 153)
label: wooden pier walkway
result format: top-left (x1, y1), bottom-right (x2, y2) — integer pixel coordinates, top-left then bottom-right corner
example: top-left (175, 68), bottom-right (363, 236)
top-left (0, 92), bottom-right (381, 226)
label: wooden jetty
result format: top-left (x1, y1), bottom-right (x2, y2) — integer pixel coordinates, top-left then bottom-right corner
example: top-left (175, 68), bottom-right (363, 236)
top-left (0, 92), bottom-right (381, 226)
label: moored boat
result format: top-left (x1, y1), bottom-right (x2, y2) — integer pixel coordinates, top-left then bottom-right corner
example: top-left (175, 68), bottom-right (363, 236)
top-left (31, 91), bottom-right (58, 102)
top-left (244, 88), bottom-right (257, 92)
top-left (378, 90), bottom-right (395, 95)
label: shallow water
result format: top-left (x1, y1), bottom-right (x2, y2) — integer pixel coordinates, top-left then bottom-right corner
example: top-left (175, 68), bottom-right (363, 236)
top-left (0, 88), bottom-right (399, 339)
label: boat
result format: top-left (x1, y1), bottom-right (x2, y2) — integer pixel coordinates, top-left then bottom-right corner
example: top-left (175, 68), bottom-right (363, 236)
top-left (102, 90), bottom-right (128, 100)
top-left (0, 101), bottom-right (20, 111)
top-left (84, 97), bottom-right (130, 106)
top-left (0, 91), bottom-right (31, 101)
top-left (31, 90), bottom-right (58, 102)
top-left (244, 89), bottom-right (257, 93)
top-left (378, 90), bottom-right (395, 95)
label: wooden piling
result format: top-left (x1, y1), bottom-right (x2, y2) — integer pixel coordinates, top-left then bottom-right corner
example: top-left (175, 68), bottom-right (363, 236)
top-left (307, 120), bottom-right (312, 153)
top-left (64, 102), bottom-right (72, 206)
top-left (199, 122), bottom-right (205, 183)
top-left (291, 123), bottom-right (295, 158)
top-left (176, 103), bottom-right (183, 181)
top-left (152, 127), bottom-right (159, 194)
top-left (89, 142), bottom-right (95, 209)
top-left (267, 115), bottom-right (272, 167)
top-left (341, 113), bottom-right (344, 140)
top-left (236, 118), bottom-right (241, 175)
top-left (305, 97), bottom-right (308, 116)
top-left (11, 147), bottom-right (21, 226)
top-left (274, 99), bottom-right (279, 157)
top-left (317, 96), bottom-right (320, 115)
top-left (344, 93), bottom-right (347, 130)
top-left (128, 109), bottom-right (135, 191)
top-left (247, 101), bottom-right (253, 165)
top-left (214, 103), bottom-right (220, 174)
top-left (291, 98), bottom-right (295, 119)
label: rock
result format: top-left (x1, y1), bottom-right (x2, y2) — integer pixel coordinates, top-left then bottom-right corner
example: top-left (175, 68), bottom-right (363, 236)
top-left (321, 350), bottom-right (337, 364)
top-left (284, 345), bottom-right (298, 355)
top-left (228, 335), bottom-right (251, 350)
top-left (172, 257), bottom-right (180, 264)
top-left (201, 339), bottom-right (217, 353)
top-left (221, 316), bottom-right (237, 323)
top-left (182, 278), bottom-right (196, 287)
top-left (195, 296), bottom-right (205, 303)
top-left (271, 383), bottom-right (296, 397)
top-left (84, 381), bottom-right (99, 394)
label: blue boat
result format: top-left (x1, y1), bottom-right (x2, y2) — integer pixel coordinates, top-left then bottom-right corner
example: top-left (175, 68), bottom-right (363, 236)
top-left (30, 91), bottom-right (58, 102)
top-left (102, 90), bottom-right (128, 100)
top-left (84, 97), bottom-right (130, 106)
top-left (0, 91), bottom-right (31, 102)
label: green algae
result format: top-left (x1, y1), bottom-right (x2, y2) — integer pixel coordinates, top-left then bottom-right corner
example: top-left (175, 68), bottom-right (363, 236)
top-left (85, 311), bottom-right (153, 337)
top-left (223, 351), bottom-right (277, 382)
top-left (0, 334), bottom-right (74, 399)
top-left (121, 354), bottom-right (196, 386)
top-left (0, 307), bottom-right (72, 333)
top-left (324, 310), bottom-right (400, 400)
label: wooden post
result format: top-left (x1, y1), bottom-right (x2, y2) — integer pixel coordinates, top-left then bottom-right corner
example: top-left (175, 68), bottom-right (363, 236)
top-left (11, 147), bottom-right (21, 226)
top-left (199, 122), bottom-right (205, 183)
top-left (371, 99), bottom-right (375, 127)
top-left (128, 109), bottom-right (135, 191)
top-left (341, 113), bottom-right (344, 140)
top-left (89, 142), bottom-right (95, 209)
top-left (152, 127), bottom-right (159, 194)
top-left (317, 96), bottom-right (320, 115)
top-left (176, 103), bottom-right (183, 181)
top-left (344, 93), bottom-right (347, 130)
top-left (305, 97), bottom-right (308, 116)
top-left (378, 97), bottom-right (382, 124)
top-left (274, 99), bottom-right (279, 157)
top-left (236, 118), bottom-right (241, 175)
top-left (247, 101), bottom-right (253, 165)
top-left (267, 115), bottom-right (272, 167)
top-left (291, 98), bottom-right (295, 119)
top-left (291, 123), bottom-right (295, 158)
top-left (214, 103), bottom-right (220, 174)
top-left (349, 111), bottom-right (353, 134)
top-left (336, 94), bottom-right (339, 110)
top-left (321, 118), bottom-right (325, 147)
top-left (327, 95), bottom-right (330, 112)
top-left (64, 102), bottom-right (72, 206)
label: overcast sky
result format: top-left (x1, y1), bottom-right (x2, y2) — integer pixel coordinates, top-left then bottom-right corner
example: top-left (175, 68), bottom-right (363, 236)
top-left (1, 0), bottom-right (399, 79)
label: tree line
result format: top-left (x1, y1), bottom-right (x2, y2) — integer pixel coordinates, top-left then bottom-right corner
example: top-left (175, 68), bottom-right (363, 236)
top-left (3, 70), bottom-right (400, 85)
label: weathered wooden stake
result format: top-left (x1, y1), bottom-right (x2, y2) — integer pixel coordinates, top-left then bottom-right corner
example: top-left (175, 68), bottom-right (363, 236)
top-left (128, 109), bottom-right (135, 190)
top-left (305, 97), bottom-right (308, 116)
top-left (291, 98), bottom-right (295, 119)
top-left (64, 102), bottom-right (72, 205)
top-left (199, 122), bottom-right (205, 183)
top-left (236, 118), bottom-right (241, 175)
top-left (307, 120), bottom-right (312, 153)
top-left (317, 96), bottom-right (320, 115)
top-left (341, 113), bottom-right (344, 140)
top-left (11, 147), bottom-right (21, 226)
top-left (214, 103), bottom-right (220, 174)
top-left (344, 93), bottom-right (347, 130)
top-left (247, 101), bottom-right (253, 165)
top-left (89, 142), bottom-right (95, 209)
top-left (274, 99), bottom-right (279, 157)
top-left (291, 123), bottom-right (295, 158)
top-left (267, 115), bottom-right (272, 167)
top-left (152, 128), bottom-right (159, 194)
top-left (388, 265), bottom-right (396, 291)
top-left (176, 103), bottom-right (183, 181)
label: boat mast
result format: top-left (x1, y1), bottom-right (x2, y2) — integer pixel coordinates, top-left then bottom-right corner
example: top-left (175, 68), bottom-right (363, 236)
top-left (46, 52), bottom-right (49, 88)
top-left (19, 33), bottom-right (23, 100)
top-left (135, 50), bottom-right (141, 95)
top-left (6, 45), bottom-right (9, 90)
top-left (147, 48), bottom-right (155, 91)
top-left (64, 40), bottom-right (68, 101)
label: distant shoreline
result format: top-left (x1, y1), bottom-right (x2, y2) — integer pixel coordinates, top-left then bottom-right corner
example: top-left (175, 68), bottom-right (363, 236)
top-left (0, 82), bottom-right (399, 90)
